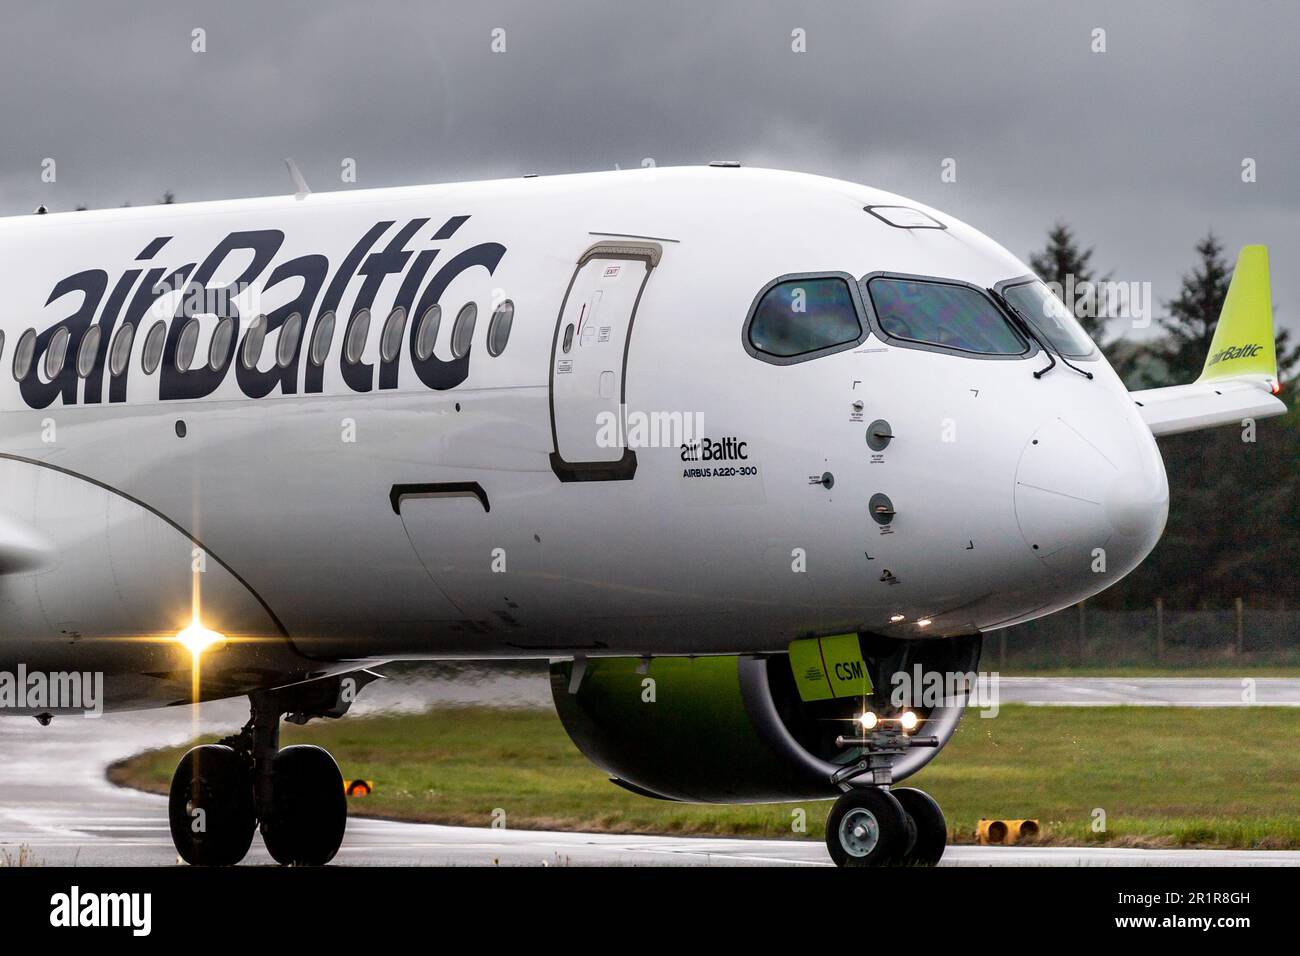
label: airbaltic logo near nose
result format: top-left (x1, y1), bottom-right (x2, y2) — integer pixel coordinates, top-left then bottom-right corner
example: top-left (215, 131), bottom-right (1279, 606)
top-left (1206, 343), bottom-right (1263, 367)
top-left (680, 436), bottom-right (748, 462)
top-left (16, 215), bottom-right (506, 410)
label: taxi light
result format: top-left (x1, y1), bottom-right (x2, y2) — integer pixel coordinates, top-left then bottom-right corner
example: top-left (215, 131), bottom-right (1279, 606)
top-left (916, 618), bottom-right (932, 628)
top-left (889, 614), bottom-right (905, 623)
top-left (899, 710), bottom-right (920, 732)
top-left (176, 620), bottom-right (225, 656)
top-left (857, 711), bottom-right (879, 731)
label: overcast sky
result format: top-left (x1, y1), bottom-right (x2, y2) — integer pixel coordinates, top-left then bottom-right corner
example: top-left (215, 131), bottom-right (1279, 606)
top-left (2, 1), bottom-right (1295, 343)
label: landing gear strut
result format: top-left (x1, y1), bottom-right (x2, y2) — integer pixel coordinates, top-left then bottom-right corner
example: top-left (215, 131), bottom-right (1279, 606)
top-left (824, 720), bottom-right (948, 867)
top-left (168, 671), bottom-right (377, 866)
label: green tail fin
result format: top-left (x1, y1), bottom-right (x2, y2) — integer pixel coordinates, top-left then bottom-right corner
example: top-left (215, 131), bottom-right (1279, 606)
top-left (1199, 245), bottom-right (1277, 382)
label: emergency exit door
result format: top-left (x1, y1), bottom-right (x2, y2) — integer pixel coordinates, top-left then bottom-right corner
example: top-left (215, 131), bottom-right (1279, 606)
top-left (549, 241), bottom-right (661, 481)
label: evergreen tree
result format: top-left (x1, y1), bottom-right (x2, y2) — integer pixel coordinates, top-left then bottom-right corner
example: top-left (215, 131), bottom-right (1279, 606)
top-left (1159, 233), bottom-right (1232, 383)
top-left (1273, 327), bottom-right (1299, 381)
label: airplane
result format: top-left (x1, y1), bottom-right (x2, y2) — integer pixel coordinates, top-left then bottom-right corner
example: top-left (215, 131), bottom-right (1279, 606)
top-left (0, 164), bottom-right (1285, 867)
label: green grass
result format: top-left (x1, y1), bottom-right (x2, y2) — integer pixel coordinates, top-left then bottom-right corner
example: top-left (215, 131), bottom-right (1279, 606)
top-left (110, 704), bottom-right (1300, 849)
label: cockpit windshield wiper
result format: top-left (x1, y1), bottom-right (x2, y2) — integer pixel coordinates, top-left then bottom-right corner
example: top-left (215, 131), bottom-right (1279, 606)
top-left (987, 287), bottom-right (1093, 381)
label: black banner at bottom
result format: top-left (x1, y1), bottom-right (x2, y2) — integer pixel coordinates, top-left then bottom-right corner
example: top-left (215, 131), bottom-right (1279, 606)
top-left (0, 863), bottom-right (1283, 943)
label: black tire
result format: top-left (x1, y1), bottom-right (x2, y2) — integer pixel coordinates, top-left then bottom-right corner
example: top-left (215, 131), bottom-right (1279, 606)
top-left (261, 744), bottom-right (347, 866)
top-left (825, 788), bottom-right (908, 867)
top-left (168, 744), bottom-right (256, 866)
top-left (892, 787), bottom-right (947, 866)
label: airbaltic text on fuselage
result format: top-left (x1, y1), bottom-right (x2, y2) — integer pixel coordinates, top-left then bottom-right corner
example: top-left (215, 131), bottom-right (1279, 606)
top-left (680, 437), bottom-right (748, 461)
top-left (15, 215), bottom-right (505, 409)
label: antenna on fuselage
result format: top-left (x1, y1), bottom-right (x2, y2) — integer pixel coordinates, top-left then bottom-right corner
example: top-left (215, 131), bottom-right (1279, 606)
top-left (285, 159), bottom-right (311, 200)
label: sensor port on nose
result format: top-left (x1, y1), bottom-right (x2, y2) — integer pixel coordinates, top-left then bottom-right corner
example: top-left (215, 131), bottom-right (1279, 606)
top-left (869, 493), bottom-right (895, 525)
top-left (866, 419), bottom-right (893, 451)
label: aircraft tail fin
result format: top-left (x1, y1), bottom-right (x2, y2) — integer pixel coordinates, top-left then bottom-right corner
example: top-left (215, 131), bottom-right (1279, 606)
top-left (1197, 244), bottom-right (1277, 383)
top-left (1131, 244), bottom-right (1285, 436)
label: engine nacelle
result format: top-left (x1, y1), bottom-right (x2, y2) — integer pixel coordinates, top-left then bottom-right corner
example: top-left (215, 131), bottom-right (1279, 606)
top-left (550, 633), bottom-right (982, 802)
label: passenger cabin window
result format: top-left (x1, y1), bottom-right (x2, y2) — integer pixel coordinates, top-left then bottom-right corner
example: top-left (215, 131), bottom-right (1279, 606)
top-left (487, 300), bottom-right (514, 357)
top-left (242, 315), bottom-right (268, 370)
top-left (77, 326), bottom-right (101, 377)
top-left (343, 309), bottom-right (370, 365)
top-left (450, 302), bottom-right (476, 359)
top-left (747, 276), bottom-right (862, 361)
top-left (867, 277), bottom-right (1026, 356)
top-left (999, 278), bottom-right (1096, 359)
top-left (45, 327), bottom-right (71, 379)
top-left (13, 329), bottom-right (36, 380)
top-left (209, 317), bottom-right (235, 371)
top-left (309, 311), bottom-right (335, 366)
top-left (142, 321), bottom-right (166, 373)
top-left (414, 305), bottom-right (441, 361)
top-left (380, 307), bottom-right (407, 363)
top-left (175, 319), bottom-right (200, 371)
top-left (277, 312), bottom-right (303, 368)
top-left (109, 324), bottom-right (134, 377)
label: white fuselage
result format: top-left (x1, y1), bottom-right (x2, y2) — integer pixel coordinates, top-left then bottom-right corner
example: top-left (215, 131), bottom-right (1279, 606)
top-left (0, 167), bottom-right (1168, 709)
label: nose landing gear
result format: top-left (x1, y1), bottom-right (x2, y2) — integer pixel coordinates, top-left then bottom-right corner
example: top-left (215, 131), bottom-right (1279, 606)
top-left (825, 721), bottom-right (949, 867)
top-left (825, 786), bottom-right (947, 867)
top-left (825, 787), bottom-right (909, 867)
top-left (168, 671), bottom-right (378, 866)
top-left (891, 786), bottom-right (947, 866)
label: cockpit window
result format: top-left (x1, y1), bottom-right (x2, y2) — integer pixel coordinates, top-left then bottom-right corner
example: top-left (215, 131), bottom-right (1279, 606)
top-left (998, 278), bottom-right (1097, 359)
top-left (866, 276), bottom-right (1026, 356)
top-left (746, 275), bottom-right (863, 362)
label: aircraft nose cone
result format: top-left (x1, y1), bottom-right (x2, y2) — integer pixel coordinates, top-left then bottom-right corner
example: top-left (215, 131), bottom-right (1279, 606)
top-left (1015, 416), bottom-right (1167, 577)
top-left (1104, 469), bottom-right (1169, 541)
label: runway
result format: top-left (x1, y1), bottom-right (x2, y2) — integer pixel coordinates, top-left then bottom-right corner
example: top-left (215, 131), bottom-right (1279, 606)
top-left (2, 672), bottom-right (1299, 867)
top-left (996, 676), bottom-right (1300, 707)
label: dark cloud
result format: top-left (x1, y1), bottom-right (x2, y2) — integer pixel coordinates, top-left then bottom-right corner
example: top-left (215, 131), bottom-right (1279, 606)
top-left (2, 1), bottom-right (1295, 340)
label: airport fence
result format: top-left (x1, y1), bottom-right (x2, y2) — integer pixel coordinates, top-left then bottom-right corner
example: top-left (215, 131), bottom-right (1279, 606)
top-left (993, 602), bottom-right (1300, 670)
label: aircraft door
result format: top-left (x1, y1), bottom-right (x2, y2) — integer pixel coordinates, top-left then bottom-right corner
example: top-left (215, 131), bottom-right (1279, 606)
top-left (549, 241), bottom-right (661, 481)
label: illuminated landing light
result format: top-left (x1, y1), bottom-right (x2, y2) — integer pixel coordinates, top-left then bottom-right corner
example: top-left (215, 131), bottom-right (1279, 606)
top-left (916, 618), bottom-right (932, 628)
top-left (889, 614), bottom-right (905, 623)
top-left (899, 710), bottom-right (920, 732)
top-left (857, 711), bottom-right (879, 731)
top-left (176, 620), bottom-right (225, 656)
